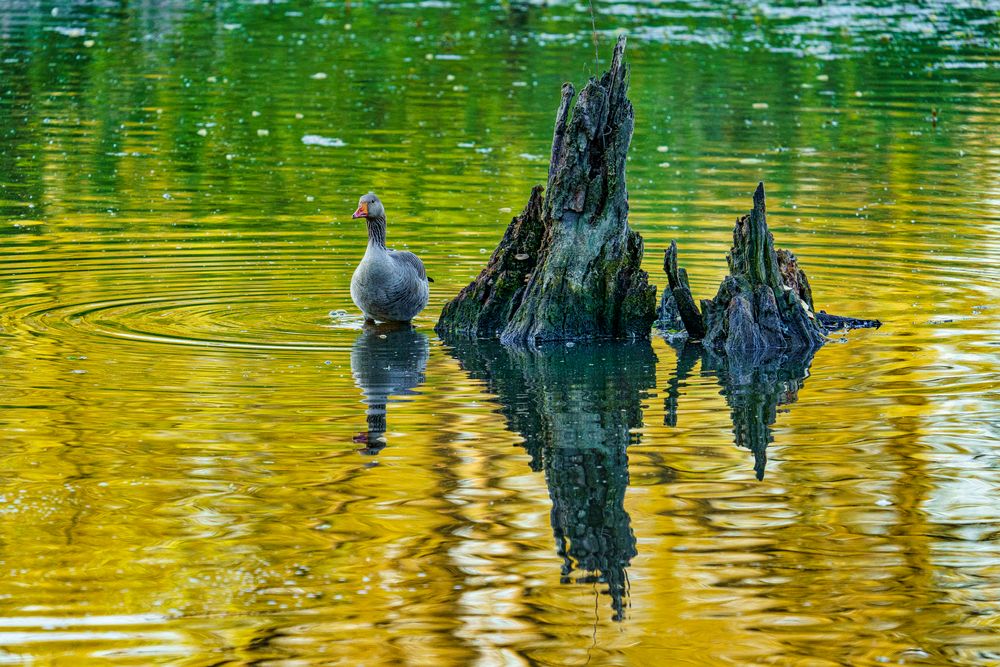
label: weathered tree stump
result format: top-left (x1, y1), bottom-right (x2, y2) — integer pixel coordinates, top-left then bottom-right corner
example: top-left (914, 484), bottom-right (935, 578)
top-left (701, 183), bottom-right (827, 354)
top-left (436, 35), bottom-right (656, 344)
top-left (668, 182), bottom-right (880, 355)
top-left (657, 289), bottom-right (684, 332)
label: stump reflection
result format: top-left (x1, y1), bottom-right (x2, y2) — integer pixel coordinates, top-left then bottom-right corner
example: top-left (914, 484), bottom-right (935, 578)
top-left (444, 338), bottom-right (657, 621)
top-left (666, 342), bottom-right (815, 480)
top-left (350, 323), bottom-right (429, 455)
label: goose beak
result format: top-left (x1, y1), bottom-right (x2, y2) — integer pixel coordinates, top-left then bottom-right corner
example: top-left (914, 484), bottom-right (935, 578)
top-left (352, 202), bottom-right (368, 219)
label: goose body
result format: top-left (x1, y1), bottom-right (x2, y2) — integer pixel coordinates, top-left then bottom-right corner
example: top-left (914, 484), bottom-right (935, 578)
top-left (350, 193), bottom-right (430, 323)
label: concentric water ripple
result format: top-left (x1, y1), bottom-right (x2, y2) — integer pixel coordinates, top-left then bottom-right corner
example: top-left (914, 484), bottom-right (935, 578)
top-left (0, 239), bottom-right (376, 352)
top-left (50, 290), bottom-right (356, 351)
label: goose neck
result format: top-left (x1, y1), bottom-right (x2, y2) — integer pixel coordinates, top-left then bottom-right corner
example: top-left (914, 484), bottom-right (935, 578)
top-left (366, 215), bottom-right (387, 250)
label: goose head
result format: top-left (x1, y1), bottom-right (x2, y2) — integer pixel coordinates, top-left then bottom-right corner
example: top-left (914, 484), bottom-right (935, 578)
top-left (352, 193), bottom-right (385, 220)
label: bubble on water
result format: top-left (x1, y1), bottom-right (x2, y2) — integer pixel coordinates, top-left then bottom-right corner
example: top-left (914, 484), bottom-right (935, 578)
top-left (54, 26), bottom-right (86, 38)
top-left (302, 135), bottom-right (346, 147)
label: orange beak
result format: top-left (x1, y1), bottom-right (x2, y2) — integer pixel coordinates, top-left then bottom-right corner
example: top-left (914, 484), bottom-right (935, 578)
top-left (352, 202), bottom-right (369, 219)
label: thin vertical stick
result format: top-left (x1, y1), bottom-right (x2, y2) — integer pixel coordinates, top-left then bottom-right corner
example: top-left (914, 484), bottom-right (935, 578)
top-left (588, 0), bottom-right (599, 75)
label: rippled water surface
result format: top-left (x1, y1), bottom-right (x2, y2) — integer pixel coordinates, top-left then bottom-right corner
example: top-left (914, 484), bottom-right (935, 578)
top-left (1, 1), bottom-right (999, 664)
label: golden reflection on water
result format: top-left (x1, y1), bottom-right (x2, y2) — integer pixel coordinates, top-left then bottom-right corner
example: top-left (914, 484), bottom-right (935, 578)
top-left (1, 0), bottom-right (999, 664)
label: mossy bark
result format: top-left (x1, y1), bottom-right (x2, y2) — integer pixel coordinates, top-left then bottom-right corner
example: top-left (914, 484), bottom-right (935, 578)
top-left (436, 35), bottom-right (656, 344)
top-left (434, 186), bottom-right (545, 338)
top-left (699, 183), bottom-right (827, 355)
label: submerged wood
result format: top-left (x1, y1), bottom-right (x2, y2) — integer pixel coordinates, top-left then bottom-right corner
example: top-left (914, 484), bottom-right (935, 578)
top-left (815, 311), bottom-right (883, 332)
top-left (436, 35), bottom-right (656, 344)
top-left (668, 182), bottom-right (880, 355)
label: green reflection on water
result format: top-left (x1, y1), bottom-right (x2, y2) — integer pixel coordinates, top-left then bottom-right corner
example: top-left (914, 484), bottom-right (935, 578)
top-left (1, 1), bottom-right (999, 664)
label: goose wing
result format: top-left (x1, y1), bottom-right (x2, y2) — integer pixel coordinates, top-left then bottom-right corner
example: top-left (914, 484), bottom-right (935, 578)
top-left (388, 249), bottom-right (429, 282)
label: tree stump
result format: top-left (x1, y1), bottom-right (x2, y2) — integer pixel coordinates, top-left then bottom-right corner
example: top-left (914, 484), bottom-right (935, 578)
top-left (668, 182), bottom-right (880, 356)
top-left (436, 35), bottom-right (656, 344)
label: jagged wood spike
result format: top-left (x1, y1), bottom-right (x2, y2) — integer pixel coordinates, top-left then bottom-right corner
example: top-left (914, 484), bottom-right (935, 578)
top-left (667, 182), bottom-right (878, 355)
top-left (663, 240), bottom-right (706, 340)
top-left (437, 35), bottom-right (656, 343)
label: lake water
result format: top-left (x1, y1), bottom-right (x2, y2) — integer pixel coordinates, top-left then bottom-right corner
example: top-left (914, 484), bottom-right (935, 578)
top-left (1, 1), bottom-right (998, 664)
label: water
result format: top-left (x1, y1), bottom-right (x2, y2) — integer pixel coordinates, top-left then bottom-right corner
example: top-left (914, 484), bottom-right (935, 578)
top-left (1, 1), bottom-right (998, 664)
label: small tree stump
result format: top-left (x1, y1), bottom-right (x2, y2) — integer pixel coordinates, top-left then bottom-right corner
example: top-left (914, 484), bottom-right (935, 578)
top-left (700, 183), bottom-right (827, 355)
top-left (668, 182), bottom-right (880, 356)
top-left (436, 35), bottom-right (656, 344)
top-left (663, 240), bottom-right (706, 339)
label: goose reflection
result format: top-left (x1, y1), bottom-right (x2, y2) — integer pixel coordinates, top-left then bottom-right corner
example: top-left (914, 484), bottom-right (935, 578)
top-left (350, 322), bottom-right (429, 455)
top-left (665, 342), bottom-right (815, 480)
top-left (444, 337), bottom-right (657, 621)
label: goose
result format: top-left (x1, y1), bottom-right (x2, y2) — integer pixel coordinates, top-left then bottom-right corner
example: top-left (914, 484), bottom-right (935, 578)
top-left (350, 193), bottom-right (430, 324)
